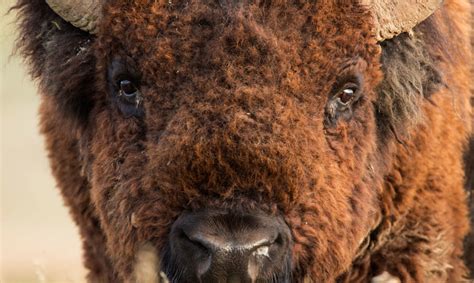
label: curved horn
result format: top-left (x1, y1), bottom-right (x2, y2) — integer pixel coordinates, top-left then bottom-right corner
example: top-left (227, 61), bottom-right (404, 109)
top-left (363, 0), bottom-right (443, 41)
top-left (46, 0), bottom-right (103, 34)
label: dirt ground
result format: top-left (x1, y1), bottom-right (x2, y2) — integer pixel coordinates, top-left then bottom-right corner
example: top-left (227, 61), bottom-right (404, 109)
top-left (1, 1), bottom-right (86, 282)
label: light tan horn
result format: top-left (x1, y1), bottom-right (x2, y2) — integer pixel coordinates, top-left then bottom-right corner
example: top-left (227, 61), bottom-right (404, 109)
top-left (362, 0), bottom-right (444, 41)
top-left (46, 0), bottom-right (103, 34)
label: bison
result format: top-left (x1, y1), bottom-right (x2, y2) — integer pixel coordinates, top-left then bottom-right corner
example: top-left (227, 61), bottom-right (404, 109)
top-left (13, 0), bottom-right (473, 282)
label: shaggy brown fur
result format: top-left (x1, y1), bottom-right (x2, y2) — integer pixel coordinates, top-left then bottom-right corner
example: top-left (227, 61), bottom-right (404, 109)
top-left (13, 0), bottom-right (473, 282)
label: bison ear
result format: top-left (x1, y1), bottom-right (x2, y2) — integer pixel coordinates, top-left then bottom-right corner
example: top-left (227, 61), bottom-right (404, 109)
top-left (14, 0), bottom-right (97, 130)
top-left (41, 0), bottom-right (101, 128)
top-left (361, 0), bottom-right (443, 41)
top-left (40, 33), bottom-right (96, 130)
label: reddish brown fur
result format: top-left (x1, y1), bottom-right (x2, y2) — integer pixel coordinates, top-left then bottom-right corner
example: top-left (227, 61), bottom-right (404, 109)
top-left (13, 0), bottom-right (473, 282)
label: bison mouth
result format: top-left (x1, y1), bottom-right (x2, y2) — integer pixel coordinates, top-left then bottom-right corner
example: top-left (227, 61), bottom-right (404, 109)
top-left (135, 210), bottom-right (293, 283)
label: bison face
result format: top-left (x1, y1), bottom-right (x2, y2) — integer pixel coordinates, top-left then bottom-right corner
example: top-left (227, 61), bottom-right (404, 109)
top-left (83, 2), bottom-right (384, 281)
top-left (85, 1), bottom-right (383, 282)
top-left (38, 0), bottom-right (440, 281)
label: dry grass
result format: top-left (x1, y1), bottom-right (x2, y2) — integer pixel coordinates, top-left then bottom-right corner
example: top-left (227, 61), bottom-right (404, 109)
top-left (1, 1), bottom-right (86, 282)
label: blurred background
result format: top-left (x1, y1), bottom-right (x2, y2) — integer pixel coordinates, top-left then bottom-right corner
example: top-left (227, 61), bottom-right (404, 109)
top-left (1, 0), bottom-right (86, 282)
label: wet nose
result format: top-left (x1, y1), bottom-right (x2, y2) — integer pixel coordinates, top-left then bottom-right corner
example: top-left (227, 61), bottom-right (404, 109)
top-left (166, 211), bottom-right (292, 283)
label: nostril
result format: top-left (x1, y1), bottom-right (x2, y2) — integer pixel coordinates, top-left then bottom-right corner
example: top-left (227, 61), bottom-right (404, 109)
top-left (179, 230), bottom-right (211, 256)
top-left (248, 231), bottom-right (290, 280)
top-left (174, 229), bottom-right (213, 278)
top-left (274, 232), bottom-right (285, 247)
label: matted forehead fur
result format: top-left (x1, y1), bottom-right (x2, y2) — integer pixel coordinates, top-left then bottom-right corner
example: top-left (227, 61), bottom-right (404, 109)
top-left (87, 1), bottom-right (385, 281)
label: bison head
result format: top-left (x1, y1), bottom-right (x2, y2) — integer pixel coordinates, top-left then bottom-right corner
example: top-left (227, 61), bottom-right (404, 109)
top-left (41, 0), bottom-right (442, 281)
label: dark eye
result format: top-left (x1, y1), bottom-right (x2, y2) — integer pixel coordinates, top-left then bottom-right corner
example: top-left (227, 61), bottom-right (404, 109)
top-left (111, 78), bottom-right (144, 118)
top-left (108, 57), bottom-right (144, 117)
top-left (118, 79), bottom-right (142, 107)
top-left (338, 87), bottom-right (356, 105)
top-left (120, 80), bottom-right (137, 95)
top-left (324, 82), bottom-right (361, 127)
